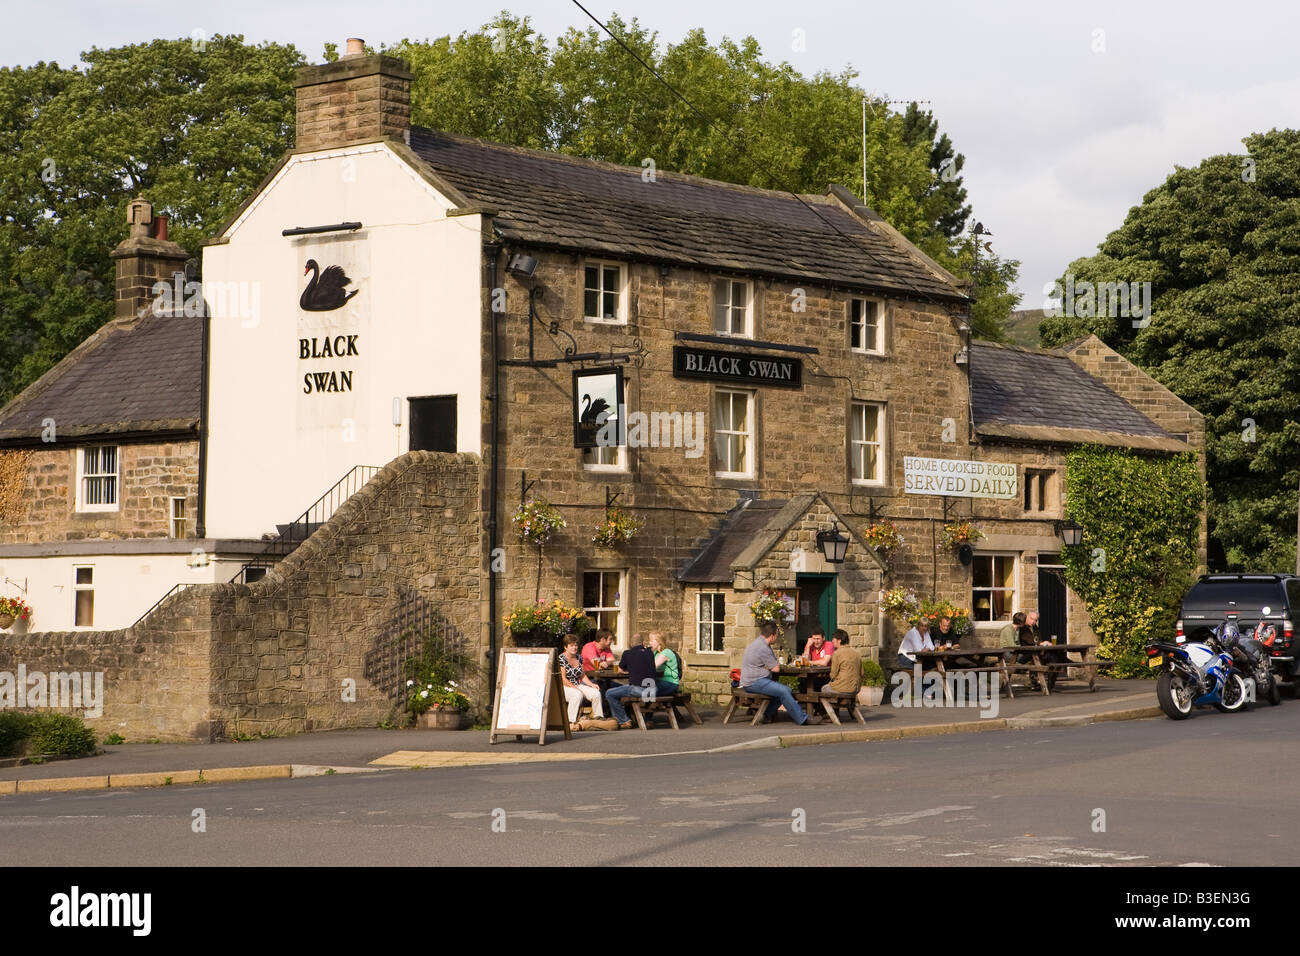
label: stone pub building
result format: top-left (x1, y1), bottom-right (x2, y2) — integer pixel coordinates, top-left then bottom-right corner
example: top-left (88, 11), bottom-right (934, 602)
top-left (0, 41), bottom-right (1204, 737)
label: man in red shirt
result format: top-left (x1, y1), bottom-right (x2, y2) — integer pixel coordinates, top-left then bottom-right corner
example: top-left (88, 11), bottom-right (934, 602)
top-left (581, 629), bottom-right (616, 669)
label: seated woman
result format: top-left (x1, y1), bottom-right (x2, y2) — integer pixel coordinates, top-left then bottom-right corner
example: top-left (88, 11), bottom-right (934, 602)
top-left (559, 636), bottom-right (605, 726)
top-left (646, 632), bottom-right (681, 696)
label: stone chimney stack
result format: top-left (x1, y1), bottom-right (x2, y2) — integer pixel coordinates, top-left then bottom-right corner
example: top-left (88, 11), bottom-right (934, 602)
top-left (294, 38), bottom-right (414, 150)
top-left (109, 197), bottom-right (189, 321)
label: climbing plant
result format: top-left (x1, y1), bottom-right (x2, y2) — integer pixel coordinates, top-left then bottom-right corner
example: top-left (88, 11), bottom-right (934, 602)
top-left (1062, 446), bottom-right (1204, 677)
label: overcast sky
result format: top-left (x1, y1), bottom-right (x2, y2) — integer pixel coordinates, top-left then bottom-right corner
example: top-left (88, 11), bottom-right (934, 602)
top-left (6, 1), bottom-right (1298, 306)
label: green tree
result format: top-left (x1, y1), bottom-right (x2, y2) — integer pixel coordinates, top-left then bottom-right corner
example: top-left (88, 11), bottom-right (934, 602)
top-left (1041, 129), bottom-right (1300, 570)
top-left (1062, 446), bottom-right (1203, 676)
top-left (0, 36), bottom-right (303, 404)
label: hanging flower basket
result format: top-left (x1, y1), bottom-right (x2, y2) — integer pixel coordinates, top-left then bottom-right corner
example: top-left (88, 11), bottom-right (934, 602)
top-left (861, 520), bottom-right (904, 555)
top-left (941, 520), bottom-right (984, 553)
top-left (749, 589), bottom-right (792, 626)
top-left (513, 497), bottom-right (566, 548)
top-left (0, 596), bottom-right (30, 630)
top-left (592, 507), bottom-right (644, 548)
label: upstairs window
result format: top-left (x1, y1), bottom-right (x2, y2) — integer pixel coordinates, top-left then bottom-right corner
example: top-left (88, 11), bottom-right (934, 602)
top-left (584, 261), bottom-right (626, 323)
top-left (714, 388), bottom-right (755, 478)
top-left (713, 278), bottom-right (752, 337)
top-left (1024, 469), bottom-right (1054, 512)
top-left (171, 497), bottom-right (189, 538)
top-left (78, 446), bottom-right (118, 512)
top-left (850, 297), bottom-right (883, 353)
top-left (850, 401), bottom-right (885, 484)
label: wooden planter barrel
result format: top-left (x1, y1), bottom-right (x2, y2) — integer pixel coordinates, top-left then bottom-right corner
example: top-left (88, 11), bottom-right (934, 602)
top-left (418, 710), bottom-right (470, 730)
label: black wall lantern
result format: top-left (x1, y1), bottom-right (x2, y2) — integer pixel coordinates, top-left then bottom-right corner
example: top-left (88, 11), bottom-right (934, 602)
top-left (816, 522), bottom-right (850, 564)
top-left (506, 253), bottom-right (539, 279)
top-left (1058, 518), bottom-right (1084, 548)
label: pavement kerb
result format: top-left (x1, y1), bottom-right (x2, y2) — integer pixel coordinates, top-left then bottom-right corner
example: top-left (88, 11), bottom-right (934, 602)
top-left (0, 702), bottom-right (1163, 793)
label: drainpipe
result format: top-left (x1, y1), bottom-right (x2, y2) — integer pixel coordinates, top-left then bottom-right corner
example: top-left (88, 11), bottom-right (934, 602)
top-left (195, 284), bottom-right (211, 539)
top-left (485, 240), bottom-right (502, 704)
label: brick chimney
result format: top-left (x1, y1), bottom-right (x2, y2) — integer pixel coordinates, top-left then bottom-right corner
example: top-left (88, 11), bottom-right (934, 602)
top-left (109, 197), bottom-right (189, 321)
top-left (294, 38), bottom-right (414, 150)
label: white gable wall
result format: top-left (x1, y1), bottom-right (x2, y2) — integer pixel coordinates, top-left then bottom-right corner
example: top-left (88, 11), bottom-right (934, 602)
top-left (202, 143), bottom-right (482, 539)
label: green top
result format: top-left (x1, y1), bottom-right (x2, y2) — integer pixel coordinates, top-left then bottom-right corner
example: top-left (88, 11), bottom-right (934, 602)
top-left (998, 623), bottom-right (1018, 648)
top-left (657, 648), bottom-right (681, 684)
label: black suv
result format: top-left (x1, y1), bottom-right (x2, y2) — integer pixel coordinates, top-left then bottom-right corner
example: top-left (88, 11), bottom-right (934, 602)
top-left (1177, 573), bottom-right (1300, 686)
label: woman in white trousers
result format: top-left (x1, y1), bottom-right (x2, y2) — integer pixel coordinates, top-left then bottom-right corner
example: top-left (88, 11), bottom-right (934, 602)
top-left (560, 636), bottom-right (604, 722)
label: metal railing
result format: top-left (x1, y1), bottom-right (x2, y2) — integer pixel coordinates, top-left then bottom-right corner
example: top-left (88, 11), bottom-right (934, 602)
top-left (363, 588), bottom-right (471, 717)
top-left (132, 582), bottom-right (197, 627)
top-left (230, 465), bottom-right (382, 584)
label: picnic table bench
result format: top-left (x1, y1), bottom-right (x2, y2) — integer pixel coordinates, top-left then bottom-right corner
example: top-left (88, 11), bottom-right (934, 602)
top-left (625, 691), bottom-right (703, 731)
top-left (794, 690), bottom-right (868, 725)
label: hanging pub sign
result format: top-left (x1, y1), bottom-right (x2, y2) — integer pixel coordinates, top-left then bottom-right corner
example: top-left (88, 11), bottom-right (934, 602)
top-left (573, 366), bottom-right (625, 448)
top-left (672, 345), bottom-right (802, 389)
top-left (904, 456), bottom-right (1018, 500)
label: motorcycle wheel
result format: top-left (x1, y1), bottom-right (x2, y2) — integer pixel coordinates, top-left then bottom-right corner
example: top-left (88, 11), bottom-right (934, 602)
top-left (1156, 670), bottom-right (1193, 720)
top-left (1215, 671), bottom-right (1248, 712)
top-left (1260, 665), bottom-right (1281, 706)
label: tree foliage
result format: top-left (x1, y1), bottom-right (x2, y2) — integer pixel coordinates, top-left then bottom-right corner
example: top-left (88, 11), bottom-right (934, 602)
top-left (1062, 447), bottom-right (1204, 676)
top-left (1041, 129), bottom-right (1300, 570)
top-left (0, 36), bottom-right (303, 403)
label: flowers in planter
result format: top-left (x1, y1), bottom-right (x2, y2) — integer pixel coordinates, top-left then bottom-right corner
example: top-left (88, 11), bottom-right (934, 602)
top-left (592, 507), bottom-right (644, 548)
top-left (505, 599), bottom-right (594, 638)
top-left (0, 595), bottom-right (31, 624)
top-left (749, 589), bottom-right (792, 625)
top-left (879, 587), bottom-right (920, 622)
top-left (861, 520), bottom-right (904, 554)
top-left (878, 588), bottom-right (971, 634)
top-left (941, 520), bottom-right (984, 552)
top-left (513, 497), bottom-right (566, 548)
top-left (406, 678), bottom-right (470, 715)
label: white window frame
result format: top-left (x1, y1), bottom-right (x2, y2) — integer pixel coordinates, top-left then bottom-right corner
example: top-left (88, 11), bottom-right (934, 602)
top-left (582, 570), bottom-right (627, 648)
top-left (73, 565), bottom-right (95, 629)
top-left (77, 445), bottom-right (119, 512)
top-left (582, 443), bottom-right (627, 472)
top-left (849, 296), bottom-right (884, 353)
top-left (712, 277), bottom-right (753, 337)
top-left (850, 401), bottom-right (886, 486)
top-left (582, 259), bottom-right (628, 324)
top-left (714, 388), bottom-right (755, 478)
top-left (696, 591), bottom-right (726, 654)
top-left (971, 553), bottom-right (1019, 625)
top-left (170, 496), bottom-right (189, 538)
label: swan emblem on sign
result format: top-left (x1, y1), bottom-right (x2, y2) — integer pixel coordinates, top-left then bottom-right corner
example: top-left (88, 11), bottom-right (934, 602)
top-left (300, 259), bottom-right (359, 312)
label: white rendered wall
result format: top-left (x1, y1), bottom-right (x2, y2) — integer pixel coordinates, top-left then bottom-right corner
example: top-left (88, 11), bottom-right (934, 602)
top-left (202, 143), bottom-right (483, 539)
top-left (0, 553), bottom-right (244, 633)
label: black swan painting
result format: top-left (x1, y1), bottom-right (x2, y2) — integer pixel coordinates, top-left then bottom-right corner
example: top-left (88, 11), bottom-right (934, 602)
top-left (300, 259), bottom-right (359, 311)
top-left (580, 394), bottom-right (611, 424)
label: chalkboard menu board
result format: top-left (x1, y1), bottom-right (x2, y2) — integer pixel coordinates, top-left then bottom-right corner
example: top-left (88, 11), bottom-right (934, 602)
top-left (488, 649), bottom-right (571, 745)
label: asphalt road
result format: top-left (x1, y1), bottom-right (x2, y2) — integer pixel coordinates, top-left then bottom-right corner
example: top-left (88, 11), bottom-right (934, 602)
top-left (3, 706), bottom-right (1297, 866)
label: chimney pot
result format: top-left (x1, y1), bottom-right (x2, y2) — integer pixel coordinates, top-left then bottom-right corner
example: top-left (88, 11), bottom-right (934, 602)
top-left (153, 214), bottom-right (169, 242)
top-left (344, 37), bottom-right (365, 58)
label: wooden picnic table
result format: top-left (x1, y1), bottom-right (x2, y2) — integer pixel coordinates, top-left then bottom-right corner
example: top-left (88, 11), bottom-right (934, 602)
top-left (581, 665), bottom-right (701, 730)
top-left (776, 663), bottom-right (830, 694)
top-left (912, 647), bottom-right (1016, 700)
top-left (1008, 643), bottom-right (1099, 693)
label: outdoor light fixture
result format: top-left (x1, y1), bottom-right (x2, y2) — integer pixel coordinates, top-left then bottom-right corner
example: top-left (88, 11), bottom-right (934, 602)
top-left (1059, 518), bottom-right (1084, 548)
top-left (506, 253), bottom-right (539, 279)
top-left (816, 522), bottom-right (850, 564)
top-left (954, 348), bottom-right (970, 365)
top-left (957, 316), bottom-right (972, 334)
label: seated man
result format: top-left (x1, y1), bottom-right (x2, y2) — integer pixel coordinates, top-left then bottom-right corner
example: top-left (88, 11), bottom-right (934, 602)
top-left (606, 634), bottom-right (662, 729)
top-left (897, 617), bottom-right (936, 671)
top-left (933, 614), bottom-right (976, 667)
top-left (580, 629), bottom-right (616, 670)
top-left (803, 625), bottom-right (834, 689)
top-left (647, 631), bottom-right (681, 697)
top-left (821, 629), bottom-right (862, 699)
top-left (739, 622), bottom-right (813, 725)
top-left (1021, 609), bottom-right (1064, 689)
top-left (999, 612), bottom-right (1026, 649)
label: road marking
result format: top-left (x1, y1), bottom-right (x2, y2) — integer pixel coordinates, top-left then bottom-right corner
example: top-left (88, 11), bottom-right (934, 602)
top-left (369, 750), bottom-right (632, 769)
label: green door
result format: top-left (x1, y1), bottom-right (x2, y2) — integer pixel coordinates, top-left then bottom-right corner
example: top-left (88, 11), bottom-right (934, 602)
top-left (794, 573), bottom-right (837, 651)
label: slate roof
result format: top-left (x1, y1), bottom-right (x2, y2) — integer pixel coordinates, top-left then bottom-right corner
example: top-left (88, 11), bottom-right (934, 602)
top-left (409, 128), bottom-right (969, 302)
top-left (678, 498), bottom-right (791, 583)
top-left (0, 310), bottom-right (202, 443)
top-left (970, 342), bottom-right (1187, 452)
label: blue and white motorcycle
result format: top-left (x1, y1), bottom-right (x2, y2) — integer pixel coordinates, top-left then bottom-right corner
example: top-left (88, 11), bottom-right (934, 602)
top-left (1146, 630), bottom-right (1248, 720)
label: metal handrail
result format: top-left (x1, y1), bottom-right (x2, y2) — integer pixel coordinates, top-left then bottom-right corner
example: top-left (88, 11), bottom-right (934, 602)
top-left (132, 582), bottom-right (195, 627)
top-left (230, 465), bottom-right (382, 584)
